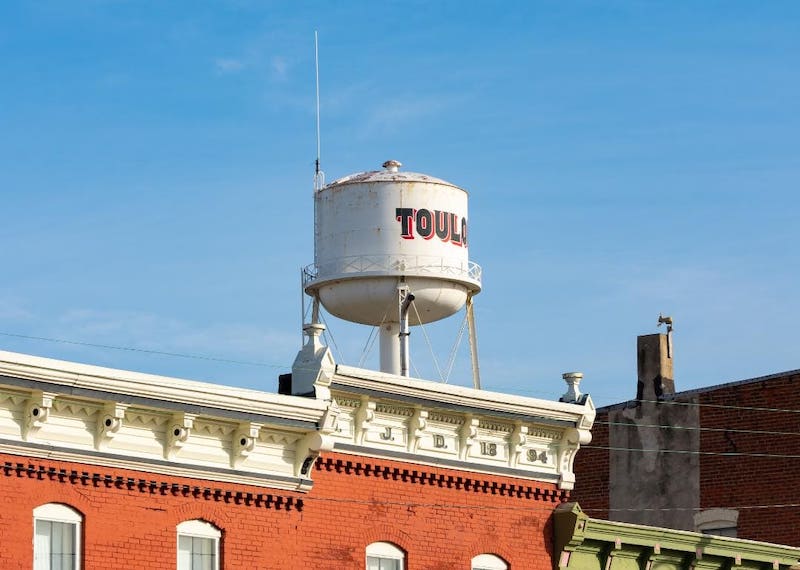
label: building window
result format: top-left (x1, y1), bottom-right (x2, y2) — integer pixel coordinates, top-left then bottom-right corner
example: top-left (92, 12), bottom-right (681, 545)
top-left (33, 503), bottom-right (82, 570)
top-left (366, 541), bottom-right (404, 570)
top-left (694, 508), bottom-right (738, 538)
top-left (472, 553), bottom-right (509, 570)
top-left (177, 520), bottom-right (221, 570)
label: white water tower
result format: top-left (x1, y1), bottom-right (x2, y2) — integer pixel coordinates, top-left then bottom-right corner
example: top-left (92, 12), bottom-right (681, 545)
top-left (302, 160), bottom-right (482, 382)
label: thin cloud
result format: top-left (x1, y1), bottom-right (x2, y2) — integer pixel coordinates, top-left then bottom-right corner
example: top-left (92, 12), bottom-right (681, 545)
top-left (270, 55), bottom-right (289, 80)
top-left (360, 96), bottom-right (448, 138)
top-left (0, 297), bottom-right (33, 322)
top-left (214, 57), bottom-right (246, 75)
top-left (52, 309), bottom-right (297, 361)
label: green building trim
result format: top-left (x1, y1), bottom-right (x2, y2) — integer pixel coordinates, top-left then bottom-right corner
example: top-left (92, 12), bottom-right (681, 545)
top-left (554, 503), bottom-right (800, 570)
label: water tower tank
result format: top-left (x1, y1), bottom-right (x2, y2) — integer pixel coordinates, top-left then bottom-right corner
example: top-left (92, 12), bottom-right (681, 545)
top-left (303, 160), bottom-right (482, 375)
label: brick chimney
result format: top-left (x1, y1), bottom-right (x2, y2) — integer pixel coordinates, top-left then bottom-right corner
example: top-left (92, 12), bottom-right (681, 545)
top-left (636, 333), bottom-right (674, 401)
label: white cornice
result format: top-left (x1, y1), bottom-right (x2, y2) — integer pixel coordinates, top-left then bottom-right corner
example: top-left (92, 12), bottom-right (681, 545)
top-left (0, 351), bottom-right (337, 489)
top-left (334, 364), bottom-right (595, 427)
top-left (328, 365), bottom-right (596, 490)
top-left (0, 349), bottom-right (326, 424)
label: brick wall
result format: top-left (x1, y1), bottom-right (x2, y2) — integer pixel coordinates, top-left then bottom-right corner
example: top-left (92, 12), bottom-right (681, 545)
top-left (571, 370), bottom-right (800, 547)
top-left (0, 451), bottom-right (564, 569)
top-left (699, 372), bottom-right (800, 546)
top-left (569, 412), bottom-right (609, 520)
top-left (0, 454), bottom-right (305, 569)
top-left (306, 452), bottom-right (565, 569)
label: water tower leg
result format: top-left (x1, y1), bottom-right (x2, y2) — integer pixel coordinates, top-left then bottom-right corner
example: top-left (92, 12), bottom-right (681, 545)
top-left (379, 322), bottom-right (401, 375)
top-left (466, 293), bottom-right (481, 390)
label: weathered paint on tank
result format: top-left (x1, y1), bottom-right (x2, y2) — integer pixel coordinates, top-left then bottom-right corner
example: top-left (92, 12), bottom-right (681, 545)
top-left (305, 167), bottom-right (481, 326)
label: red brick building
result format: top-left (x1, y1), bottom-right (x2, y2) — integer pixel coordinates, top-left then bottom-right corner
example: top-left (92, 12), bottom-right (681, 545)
top-left (0, 325), bottom-right (596, 569)
top-left (572, 332), bottom-right (800, 547)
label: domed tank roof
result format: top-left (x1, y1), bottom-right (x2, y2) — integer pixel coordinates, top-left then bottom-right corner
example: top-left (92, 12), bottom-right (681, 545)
top-left (326, 160), bottom-right (465, 192)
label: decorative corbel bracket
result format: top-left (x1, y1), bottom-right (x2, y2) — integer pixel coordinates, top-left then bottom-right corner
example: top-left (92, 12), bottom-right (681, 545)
top-left (96, 402), bottom-right (129, 450)
top-left (407, 407), bottom-right (428, 453)
top-left (165, 412), bottom-right (196, 460)
top-left (603, 545), bottom-right (641, 570)
top-left (23, 391), bottom-right (56, 441)
top-left (294, 431), bottom-right (335, 483)
top-left (557, 426), bottom-right (592, 490)
top-left (458, 415), bottom-right (479, 461)
top-left (231, 422), bottom-right (262, 468)
top-left (354, 396), bottom-right (375, 446)
top-left (293, 399), bottom-right (341, 486)
top-left (509, 421), bottom-right (529, 468)
top-left (319, 400), bottom-right (341, 434)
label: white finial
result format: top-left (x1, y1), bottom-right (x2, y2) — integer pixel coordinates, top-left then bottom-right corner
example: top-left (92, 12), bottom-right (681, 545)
top-left (303, 322), bottom-right (326, 348)
top-left (560, 372), bottom-right (584, 403)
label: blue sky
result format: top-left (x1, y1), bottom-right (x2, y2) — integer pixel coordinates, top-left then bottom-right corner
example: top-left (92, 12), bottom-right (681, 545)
top-left (1, 1), bottom-right (798, 407)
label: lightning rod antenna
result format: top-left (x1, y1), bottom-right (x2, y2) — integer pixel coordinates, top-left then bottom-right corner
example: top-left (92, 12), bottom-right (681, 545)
top-left (313, 31), bottom-right (325, 192)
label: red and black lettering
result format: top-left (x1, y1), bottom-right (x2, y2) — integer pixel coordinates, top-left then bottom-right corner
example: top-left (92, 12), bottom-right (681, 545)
top-left (395, 206), bottom-right (468, 248)
top-left (416, 209), bottom-right (434, 239)
top-left (435, 210), bottom-right (451, 242)
top-left (449, 213), bottom-right (462, 246)
top-left (395, 208), bottom-right (415, 239)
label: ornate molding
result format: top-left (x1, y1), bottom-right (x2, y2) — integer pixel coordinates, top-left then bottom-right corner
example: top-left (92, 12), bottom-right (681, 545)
top-left (428, 412), bottom-right (461, 425)
top-left (509, 421), bottom-right (528, 468)
top-left (478, 419), bottom-right (513, 432)
top-left (0, 376), bottom-right (334, 493)
top-left (329, 387), bottom-right (591, 487)
top-left (315, 456), bottom-right (568, 502)
top-left (557, 426), bottom-right (592, 490)
top-left (0, 349), bottom-right (328, 425)
top-left (232, 422), bottom-right (262, 469)
top-left (96, 402), bottom-right (128, 451)
top-left (293, 402), bottom-right (339, 488)
top-left (334, 397), bottom-right (360, 409)
top-left (407, 408), bottom-right (427, 453)
top-left (458, 416), bottom-right (479, 461)
top-left (166, 412), bottom-right (196, 460)
top-left (353, 397), bottom-right (376, 446)
top-left (333, 363), bottom-right (597, 426)
top-left (375, 403), bottom-right (414, 417)
top-left (2, 459), bottom-right (305, 510)
top-left (24, 390), bottom-right (56, 441)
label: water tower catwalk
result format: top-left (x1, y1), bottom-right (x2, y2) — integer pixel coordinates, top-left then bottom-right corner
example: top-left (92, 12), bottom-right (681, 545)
top-left (302, 160), bottom-right (482, 383)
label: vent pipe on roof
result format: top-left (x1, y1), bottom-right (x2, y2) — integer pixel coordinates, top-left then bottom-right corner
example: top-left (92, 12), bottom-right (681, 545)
top-left (560, 372), bottom-right (584, 404)
top-left (382, 159), bottom-right (402, 173)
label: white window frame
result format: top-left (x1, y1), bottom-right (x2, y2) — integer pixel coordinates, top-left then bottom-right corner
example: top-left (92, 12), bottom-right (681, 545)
top-left (472, 553), bottom-right (509, 570)
top-left (177, 519), bottom-right (221, 570)
top-left (33, 503), bottom-right (82, 570)
top-left (366, 541), bottom-right (404, 570)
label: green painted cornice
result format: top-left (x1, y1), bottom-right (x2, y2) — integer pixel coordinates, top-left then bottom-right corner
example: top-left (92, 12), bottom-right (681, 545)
top-left (554, 503), bottom-right (800, 570)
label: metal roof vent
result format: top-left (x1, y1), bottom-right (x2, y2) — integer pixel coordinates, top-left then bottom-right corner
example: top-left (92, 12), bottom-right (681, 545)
top-left (382, 159), bottom-right (402, 172)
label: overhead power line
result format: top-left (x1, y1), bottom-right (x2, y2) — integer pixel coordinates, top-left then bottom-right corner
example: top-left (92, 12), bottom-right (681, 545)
top-left (583, 444), bottom-right (800, 460)
top-left (300, 494), bottom-right (800, 514)
top-left (1, 330), bottom-right (799, 416)
top-left (0, 331), bottom-right (278, 368)
top-left (594, 420), bottom-right (800, 438)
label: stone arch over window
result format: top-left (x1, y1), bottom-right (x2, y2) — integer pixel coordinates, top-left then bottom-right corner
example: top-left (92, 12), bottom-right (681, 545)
top-left (366, 541), bottom-right (405, 570)
top-left (694, 508), bottom-right (738, 537)
top-left (177, 519), bottom-right (221, 570)
top-left (34, 503), bottom-right (83, 570)
top-left (472, 553), bottom-right (509, 570)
